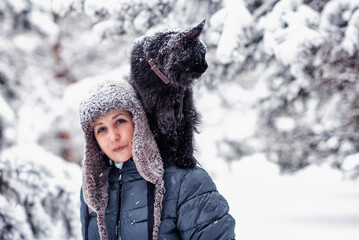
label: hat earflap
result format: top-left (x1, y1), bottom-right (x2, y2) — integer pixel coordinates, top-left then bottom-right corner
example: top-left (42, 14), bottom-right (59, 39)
top-left (131, 104), bottom-right (165, 240)
top-left (82, 132), bottom-right (111, 240)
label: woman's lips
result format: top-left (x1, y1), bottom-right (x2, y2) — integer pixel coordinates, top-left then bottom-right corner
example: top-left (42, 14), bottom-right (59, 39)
top-left (113, 145), bottom-right (126, 152)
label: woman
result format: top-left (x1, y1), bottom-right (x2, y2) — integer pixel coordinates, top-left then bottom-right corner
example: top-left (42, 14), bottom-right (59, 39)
top-left (79, 79), bottom-right (236, 240)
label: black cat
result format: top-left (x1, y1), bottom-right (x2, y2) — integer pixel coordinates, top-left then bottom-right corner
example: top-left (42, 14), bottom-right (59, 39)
top-left (129, 20), bottom-right (208, 168)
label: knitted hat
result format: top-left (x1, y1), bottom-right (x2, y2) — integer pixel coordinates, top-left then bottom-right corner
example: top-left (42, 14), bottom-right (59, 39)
top-left (79, 79), bottom-right (165, 240)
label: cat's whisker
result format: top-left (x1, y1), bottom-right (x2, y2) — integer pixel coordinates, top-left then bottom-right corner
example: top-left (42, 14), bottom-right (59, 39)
top-left (199, 72), bottom-right (212, 90)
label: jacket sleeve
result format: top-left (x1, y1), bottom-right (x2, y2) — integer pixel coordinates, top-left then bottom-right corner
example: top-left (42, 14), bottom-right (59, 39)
top-left (176, 167), bottom-right (236, 240)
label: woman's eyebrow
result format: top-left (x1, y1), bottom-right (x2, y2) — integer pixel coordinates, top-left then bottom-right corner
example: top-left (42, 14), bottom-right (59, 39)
top-left (94, 112), bottom-right (130, 128)
top-left (94, 122), bottom-right (103, 127)
top-left (112, 112), bottom-right (130, 120)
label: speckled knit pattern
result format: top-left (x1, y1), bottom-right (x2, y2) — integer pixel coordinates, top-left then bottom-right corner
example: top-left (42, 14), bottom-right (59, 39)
top-left (79, 79), bottom-right (164, 240)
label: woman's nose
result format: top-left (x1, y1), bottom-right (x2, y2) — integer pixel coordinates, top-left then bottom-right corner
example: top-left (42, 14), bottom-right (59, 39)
top-left (109, 129), bottom-right (120, 141)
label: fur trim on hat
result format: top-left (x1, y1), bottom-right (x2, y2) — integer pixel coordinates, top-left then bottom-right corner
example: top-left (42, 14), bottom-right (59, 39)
top-left (79, 79), bottom-right (165, 240)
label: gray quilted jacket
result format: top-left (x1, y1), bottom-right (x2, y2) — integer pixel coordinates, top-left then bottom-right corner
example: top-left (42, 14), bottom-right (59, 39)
top-left (80, 157), bottom-right (236, 240)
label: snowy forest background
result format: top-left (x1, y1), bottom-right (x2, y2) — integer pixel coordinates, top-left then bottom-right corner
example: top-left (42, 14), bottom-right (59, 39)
top-left (1, 0), bottom-right (359, 239)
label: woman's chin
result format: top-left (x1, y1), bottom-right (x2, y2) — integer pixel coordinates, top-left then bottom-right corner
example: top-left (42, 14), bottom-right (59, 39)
top-left (112, 154), bottom-right (132, 163)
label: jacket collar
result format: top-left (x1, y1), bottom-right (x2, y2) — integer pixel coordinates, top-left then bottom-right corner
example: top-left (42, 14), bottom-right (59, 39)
top-left (109, 158), bottom-right (139, 182)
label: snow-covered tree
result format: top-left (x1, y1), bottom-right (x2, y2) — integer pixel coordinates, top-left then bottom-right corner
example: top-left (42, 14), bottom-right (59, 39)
top-left (0, 144), bottom-right (82, 239)
top-left (0, 1), bottom-right (83, 238)
top-left (193, 0), bottom-right (359, 178)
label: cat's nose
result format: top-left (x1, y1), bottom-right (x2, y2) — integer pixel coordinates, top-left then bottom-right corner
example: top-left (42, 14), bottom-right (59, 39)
top-left (199, 61), bottom-right (208, 73)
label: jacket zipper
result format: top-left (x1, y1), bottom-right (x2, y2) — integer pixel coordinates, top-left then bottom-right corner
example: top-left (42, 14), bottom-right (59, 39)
top-left (116, 169), bottom-right (122, 239)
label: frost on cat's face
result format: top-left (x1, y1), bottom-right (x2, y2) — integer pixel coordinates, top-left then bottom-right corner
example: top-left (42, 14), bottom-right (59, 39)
top-left (158, 20), bottom-right (208, 87)
top-left (183, 19), bottom-right (206, 46)
top-left (135, 20), bottom-right (208, 88)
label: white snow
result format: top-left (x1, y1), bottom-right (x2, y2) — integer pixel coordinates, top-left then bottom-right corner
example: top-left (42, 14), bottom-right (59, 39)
top-left (209, 8), bottom-right (226, 32)
top-left (342, 9), bottom-right (359, 56)
top-left (0, 94), bottom-right (15, 123)
top-left (216, 0), bottom-right (253, 64)
top-left (342, 153), bottom-right (359, 172)
top-left (275, 116), bottom-right (296, 132)
top-left (258, 0), bottom-right (323, 74)
top-left (51, 0), bottom-right (82, 16)
top-left (31, 0), bottom-right (52, 12)
top-left (213, 155), bottom-right (359, 240)
top-left (133, 10), bottom-right (151, 32)
top-left (29, 11), bottom-right (59, 43)
top-left (319, 0), bottom-right (359, 36)
top-left (92, 19), bottom-right (124, 41)
top-left (6, 0), bottom-right (29, 13)
top-left (13, 33), bottom-right (43, 53)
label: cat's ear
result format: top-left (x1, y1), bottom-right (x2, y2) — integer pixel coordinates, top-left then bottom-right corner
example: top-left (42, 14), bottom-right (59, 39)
top-left (183, 19), bottom-right (206, 45)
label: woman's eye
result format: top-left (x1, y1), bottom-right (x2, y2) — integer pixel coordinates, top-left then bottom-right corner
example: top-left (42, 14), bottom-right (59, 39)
top-left (97, 127), bottom-right (105, 134)
top-left (116, 119), bottom-right (126, 124)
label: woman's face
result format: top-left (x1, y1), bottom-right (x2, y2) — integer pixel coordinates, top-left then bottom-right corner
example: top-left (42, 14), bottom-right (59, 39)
top-left (94, 109), bottom-right (134, 163)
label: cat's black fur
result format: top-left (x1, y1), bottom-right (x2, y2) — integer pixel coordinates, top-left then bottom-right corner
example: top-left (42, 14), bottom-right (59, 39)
top-left (129, 20), bottom-right (208, 168)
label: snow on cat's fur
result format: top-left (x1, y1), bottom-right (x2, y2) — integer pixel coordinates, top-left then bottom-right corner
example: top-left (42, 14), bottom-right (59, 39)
top-left (130, 20), bottom-right (208, 168)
